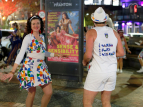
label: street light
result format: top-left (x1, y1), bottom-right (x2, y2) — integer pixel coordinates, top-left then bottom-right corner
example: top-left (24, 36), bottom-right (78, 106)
top-left (2, 16), bottom-right (6, 20)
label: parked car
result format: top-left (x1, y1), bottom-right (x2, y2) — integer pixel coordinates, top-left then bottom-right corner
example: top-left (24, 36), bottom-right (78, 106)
top-left (123, 34), bottom-right (130, 43)
top-left (1, 29), bottom-right (14, 49)
top-left (128, 33), bottom-right (143, 37)
top-left (124, 33), bottom-right (143, 43)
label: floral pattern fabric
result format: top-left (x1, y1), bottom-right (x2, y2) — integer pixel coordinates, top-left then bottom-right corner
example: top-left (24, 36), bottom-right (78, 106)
top-left (17, 35), bottom-right (51, 90)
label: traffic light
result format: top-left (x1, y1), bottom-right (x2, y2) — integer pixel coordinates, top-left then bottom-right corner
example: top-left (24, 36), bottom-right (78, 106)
top-left (134, 5), bottom-right (137, 13)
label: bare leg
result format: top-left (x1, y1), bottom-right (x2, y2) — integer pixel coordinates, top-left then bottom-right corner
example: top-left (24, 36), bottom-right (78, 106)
top-left (139, 59), bottom-right (143, 67)
top-left (83, 89), bottom-right (98, 107)
top-left (117, 58), bottom-right (120, 69)
top-left (41, 82), bottom-right (53, 107)
top-left (119, 58), bottom-right (123, 70)
top-left (26, 87), bottom-right (36, 107)
top-left (101, 91), bottom-right (112, 107)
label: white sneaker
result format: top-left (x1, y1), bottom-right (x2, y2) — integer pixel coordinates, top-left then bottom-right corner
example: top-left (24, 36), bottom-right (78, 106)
top-left (119, 69), bottom-right (123, 73)
top-left (139, 40), bottom-right (142, 43)
top-left (137, 68), bottom-right (143, 73)
top-left (117, 69), bottom-right (119, 73)
top-left (135, 42), bottom-right (140, 46)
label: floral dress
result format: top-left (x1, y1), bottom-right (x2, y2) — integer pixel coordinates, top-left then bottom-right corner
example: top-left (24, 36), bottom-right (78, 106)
top-left (16, 34), bottom-right (52, 90)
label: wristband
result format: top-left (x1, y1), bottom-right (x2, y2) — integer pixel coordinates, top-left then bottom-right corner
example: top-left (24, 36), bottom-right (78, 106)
top-left (10, 71), bottom-right (15, 75)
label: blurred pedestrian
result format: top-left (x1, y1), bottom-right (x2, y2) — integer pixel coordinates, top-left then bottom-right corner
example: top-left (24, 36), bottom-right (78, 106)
top-left (117, 29), bottom-right (131, 73)
top-left (83, 7), bottom-right (124, 107)
top-left (136, 23), bottom-right (143, 73)
top-left (0, 22), bottom-right (22, 68)
top-left (0, 15), bottom-right (68, 107)
top-left (84, 27), bottom-right (87, 53)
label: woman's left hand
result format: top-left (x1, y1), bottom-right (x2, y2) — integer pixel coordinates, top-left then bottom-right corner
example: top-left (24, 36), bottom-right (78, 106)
top-left (82, 60), bottom-right (88, 66)
top-left (0, 73), bottom-right (14, 82)
top-left (60, 54), bottom-right (69, 58)
top-left (55, 53), bottom-right (69, 58)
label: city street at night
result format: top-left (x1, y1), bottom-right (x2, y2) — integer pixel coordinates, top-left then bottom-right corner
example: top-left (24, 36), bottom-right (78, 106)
top-left (1, 0), bottom-right (143, 107)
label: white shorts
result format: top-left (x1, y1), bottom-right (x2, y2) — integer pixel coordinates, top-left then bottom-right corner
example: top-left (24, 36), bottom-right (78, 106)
top-left (138, 50), bottom-right (143, 59)
top-left (84, 72), bottom-right (116, 92)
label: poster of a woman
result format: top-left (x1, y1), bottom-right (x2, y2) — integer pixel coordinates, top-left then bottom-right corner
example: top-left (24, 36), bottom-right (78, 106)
top-left (47, 11), bottom-right (79, 62)
top-left (59, 12), bottom-right (75, 34)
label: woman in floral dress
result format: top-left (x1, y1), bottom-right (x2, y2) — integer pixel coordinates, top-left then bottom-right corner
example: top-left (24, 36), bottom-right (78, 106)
top-left (0, 15), bottom-right (68, 107)
top-left (117, 29), bottom-right (131, 73)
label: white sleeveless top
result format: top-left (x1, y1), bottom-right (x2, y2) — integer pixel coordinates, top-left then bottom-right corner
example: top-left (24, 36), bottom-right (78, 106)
top-left (90, 26), bottom-right (118, 73)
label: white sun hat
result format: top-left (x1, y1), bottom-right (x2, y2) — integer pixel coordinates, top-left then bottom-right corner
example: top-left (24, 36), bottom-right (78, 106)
top-left (91, 7), bottom-right (108, 22)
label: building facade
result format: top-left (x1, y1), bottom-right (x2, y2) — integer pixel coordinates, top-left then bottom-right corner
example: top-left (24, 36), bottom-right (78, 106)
top-left (114, 0), bottom-right (143, 33)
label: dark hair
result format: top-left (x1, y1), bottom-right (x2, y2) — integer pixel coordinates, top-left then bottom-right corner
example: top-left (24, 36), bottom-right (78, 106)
top-left (26, 15), bottom-right (44, 34)
top-left (117, 29), bottom-right (123, 33)
top-left (117, 29), bottom-right (124, 38)
top-left (55, 25), bottom-right (61, 31)
top-left (84, 27), bottom-right (87, 32)
top-left (62, 12), bottom-right (69, 22)
top-left (12, 22), bottom-right (18, 29)
top-left (94, 22), bottom-right (105, 24)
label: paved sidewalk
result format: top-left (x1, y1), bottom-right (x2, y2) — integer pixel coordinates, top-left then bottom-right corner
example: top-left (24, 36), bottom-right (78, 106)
top-left (1, 60), bottom-right (143, 107)
top-left (0, 102), bottom-right (40, 107)
top-left (0, 82), bottom-right (120, 107)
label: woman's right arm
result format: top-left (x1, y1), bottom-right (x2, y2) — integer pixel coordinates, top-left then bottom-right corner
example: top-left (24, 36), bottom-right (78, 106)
top-left (113, 30), bottom-right (124, 57)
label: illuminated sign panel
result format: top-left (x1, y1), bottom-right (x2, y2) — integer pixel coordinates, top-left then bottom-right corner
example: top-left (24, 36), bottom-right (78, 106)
top-left (84, 0), bottom-right (120, 6)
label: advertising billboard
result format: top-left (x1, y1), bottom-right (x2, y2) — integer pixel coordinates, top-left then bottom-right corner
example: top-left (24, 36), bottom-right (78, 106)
top-left (47, 11), bottom-right (79, 63)
top-left (45, 0), bottom-right (83, 82)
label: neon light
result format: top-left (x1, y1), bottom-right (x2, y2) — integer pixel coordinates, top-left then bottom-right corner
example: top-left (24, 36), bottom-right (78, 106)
top-left (127, 22), bottom-right (132, 26)
top-left (122, 3), bottom-right (125, 8)
top-left (141, 2), bottom-right (143, 6)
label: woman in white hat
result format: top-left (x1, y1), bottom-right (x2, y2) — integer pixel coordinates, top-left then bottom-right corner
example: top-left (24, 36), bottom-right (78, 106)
top-left (83, 7), bottom-right (124, 107)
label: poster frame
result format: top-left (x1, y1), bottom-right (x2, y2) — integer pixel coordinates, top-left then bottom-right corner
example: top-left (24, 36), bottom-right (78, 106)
top-left (45, 0), bottom-right (84, 82)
